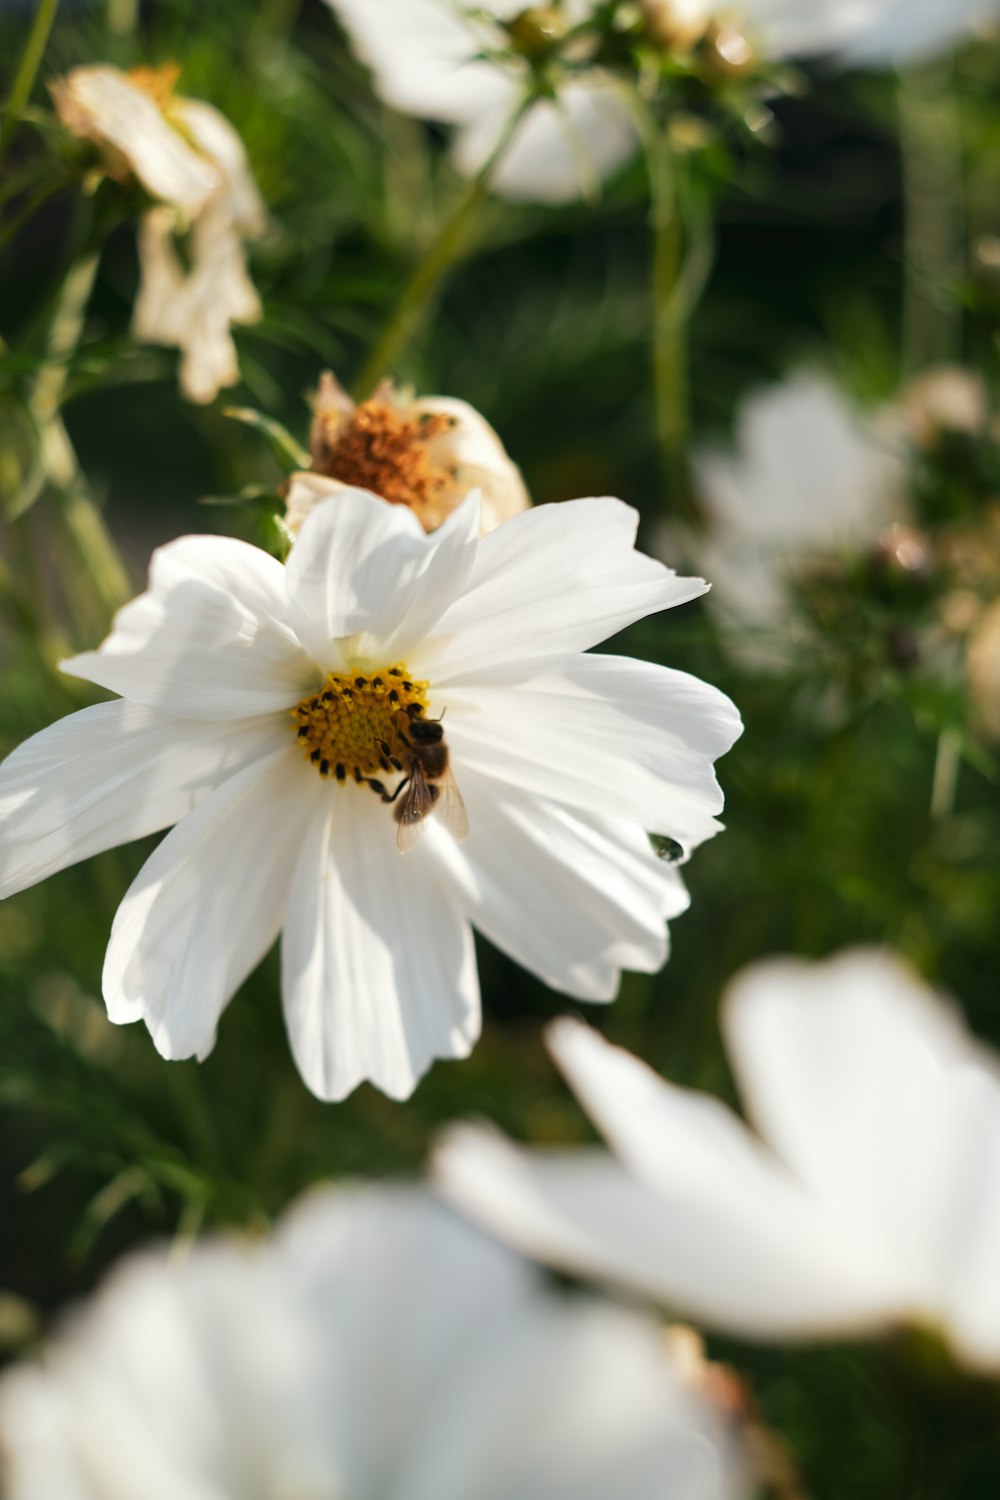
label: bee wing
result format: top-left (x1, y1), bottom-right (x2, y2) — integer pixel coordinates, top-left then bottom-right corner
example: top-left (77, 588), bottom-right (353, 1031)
top-left (434, 765), bottom-right (469, 843)
top-left (395, 765), bottom-right (435, 853)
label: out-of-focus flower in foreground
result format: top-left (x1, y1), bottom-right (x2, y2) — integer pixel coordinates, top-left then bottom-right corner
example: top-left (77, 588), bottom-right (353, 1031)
top-left (438, 949), bottom-right (1000, 1371)
top-left (0, 1186), bottom-right (750, 1500)
top-left (0, 489), bottom-right (740, 1101)
top-left (285, 371), bottom-right (530, 537)
top-left (51, 63), bottom-right (266, 403)
top-left (669, 370), bottom-right (907, 665)
top-left (324, 0), bottom-right (999, 208)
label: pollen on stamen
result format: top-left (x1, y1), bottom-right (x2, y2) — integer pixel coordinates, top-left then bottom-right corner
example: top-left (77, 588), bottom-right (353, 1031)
top-left (292, 665), bottom-right (429, 782)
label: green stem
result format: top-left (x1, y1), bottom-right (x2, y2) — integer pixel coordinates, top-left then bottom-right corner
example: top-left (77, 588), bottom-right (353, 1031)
top-left (0, 0), bottom-right (62, 175)
top-left (899, 62), bottom-right (965, 374)
top-left (650, 136), bottom-right (690, 511)
top-left (930, 726), bottom-right (962, 819)
top-left (355, 101), bottom-right (529, 396)
top-left (29, 248), bottom-right (131, 621)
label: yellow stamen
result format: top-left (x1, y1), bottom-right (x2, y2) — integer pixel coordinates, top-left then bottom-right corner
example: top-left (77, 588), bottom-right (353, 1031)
top-left (127, 63), bottom-right (182, 111)
top-left (292, 665), bottom-right (430, 783)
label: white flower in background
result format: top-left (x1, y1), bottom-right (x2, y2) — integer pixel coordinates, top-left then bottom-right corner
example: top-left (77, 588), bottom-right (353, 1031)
top-left (52, 64), bottom-right (267, 404)
top-left (286, 371), bottom-right (530, 537)
top-left (670, 370), bottom-right (906, 663)
top-left (0, 1185), bottom-right (750, 1500)
top-left (438, 949), bottom-right (1000, 1371)
top-left (739, 0), bottom-right (1000, 68)
top-left (323, 0), bottom-right (639, 205)
top-left (0, 489), bottom-right (740, 1101)
top-left (323, 0), bottom-right (999, 209)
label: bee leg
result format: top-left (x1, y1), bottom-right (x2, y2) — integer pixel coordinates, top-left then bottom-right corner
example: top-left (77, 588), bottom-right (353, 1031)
top-left (381, 775), bottom-right (411, 806)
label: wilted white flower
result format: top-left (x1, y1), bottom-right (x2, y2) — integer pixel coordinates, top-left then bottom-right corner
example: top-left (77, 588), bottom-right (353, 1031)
top-left (52, 64), bottom-right (266, 404)
top-left (324, 0), bottom-right (998, 209)
top-left (286, 371), bottom-right (530, 537)
top-left (438, 949), bottom-right (1000, 1371)
top-left (0, 488), bottom-right (740, 1101)
top-left (0, 1185), bottom-right (750, 1500)
top-left (670, 370), bottom-right (906, 662)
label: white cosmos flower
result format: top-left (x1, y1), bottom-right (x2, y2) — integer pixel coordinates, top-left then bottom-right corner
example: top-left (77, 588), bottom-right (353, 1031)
top-left (52, 64), bottom-right (266, 404)
top-left (437, 949), bottom-right (1000, 1371)
top-left (0, 1184), bottom-right (750, 1500)
top-left (0, 488), bottom-right (740, 1101)
top-left (324, 0), bottom-right (998, 209)
top-left (665, 370), bottom-right (906, 665)
top-left (286, 371), bottom-right (531, 537)
top-left (324, 0), bottom-right (639, 205)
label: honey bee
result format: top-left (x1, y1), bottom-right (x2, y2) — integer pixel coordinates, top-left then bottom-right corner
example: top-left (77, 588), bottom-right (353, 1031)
top-left (384, 710), bottom-right (469, 852)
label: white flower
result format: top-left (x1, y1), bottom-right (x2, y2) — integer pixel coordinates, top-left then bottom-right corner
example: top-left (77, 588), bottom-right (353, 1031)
top-left (324, 0), bottom-right (639, 205)
top-left (437, 949), bottom-right (1000, 1371)
top-left (0, 489), bottom-right (740, 1101)
top-left (52, 64), bottom-right (266, 404)
top-left (738, 0), bottom-right (1000, 68)
top-left (323, 0), bottom-right (998, 209)
top-left (0, 1184), bottom-right (749, 1500)
top-left (668, 370), bottom-right (906, 663)
top-left (287, 371), bottom-right (530, 537)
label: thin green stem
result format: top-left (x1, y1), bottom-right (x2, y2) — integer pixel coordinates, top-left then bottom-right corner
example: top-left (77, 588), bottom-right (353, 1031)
top-left (355, 101), bottom-right (529, 396)
top-left (0, 0), bottom-right (62, 175)
top-left (625, 85), bottom-right (708, 518)
top-left (28, 245), bottom-right (131, 620)
top-left (930, 726), bottom-right (962, 819)
top-left (650, 138), bottom-right (690, 511)
top-left (899, 62), bottom-right (965, 374)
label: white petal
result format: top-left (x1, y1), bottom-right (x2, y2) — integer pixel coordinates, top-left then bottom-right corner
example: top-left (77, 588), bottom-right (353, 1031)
top-left (275, 1186), bottom-right (539, 1497)
top-left (64, 534), bottom-right (315, 718)
top-left (51, 65), bottom-right (218, 214)
top-left (0, 702), bottom-right (286, 898)
top-left (168, 98), bottom-right (267, 234)
top-left (285, 487), bottom-right (480, 672)
top-left (415, 395), bottom-right (531, 532)
top-left (322, 0), bottom-right (515, 124)
top-left (133, 202), bottom-right (262, 405)
top-left (436, 1117), bottom-right (897, 1340)
top-left (103, 749), bottom-right (315, 1061)
top-left (280, 787), bottom-right (480, 1102)
top-left (455, 79), bottom-right (638, 205)
top-left (443, 654), bottom-right (741, 848)
top-left (430, 769), bottom-right (688, 1000)
top-left (415, 498), bottom-right (708, 683)
top-left (723, 950), bottom-right (1000, 1312)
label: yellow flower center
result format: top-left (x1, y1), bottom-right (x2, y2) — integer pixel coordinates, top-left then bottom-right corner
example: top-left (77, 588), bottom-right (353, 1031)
top-left (292, 665), bottom-right (430, 784)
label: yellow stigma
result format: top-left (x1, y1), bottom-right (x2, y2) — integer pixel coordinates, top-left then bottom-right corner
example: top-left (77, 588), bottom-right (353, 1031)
top-left (292, 665), bottom-right (429, 783)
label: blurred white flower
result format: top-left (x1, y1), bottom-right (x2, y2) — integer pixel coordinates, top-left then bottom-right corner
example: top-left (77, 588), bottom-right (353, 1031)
top-left (323, 0), bottom-right (998, 209)
top-left (668, 370), bottom-right (906, 664)
top-left (738, 0), bottom-right (1000, 68)
top-left (0, 489), bottom-right (740, 1101)
top-left (438, 949), bottom-right (1000, 1371)
top-left (52, 64), bottom-right (266, 403)
top-left (0, 1185), bottom-right (750, 1500)
top-left (323, 0), bottom-right (638, 205)
top-left (286, 371), bottom-right (530, 536)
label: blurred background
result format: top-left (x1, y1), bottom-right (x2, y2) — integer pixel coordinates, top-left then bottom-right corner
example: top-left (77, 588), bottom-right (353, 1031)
top-left (1, 2), bottom-right (1000, 1493)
